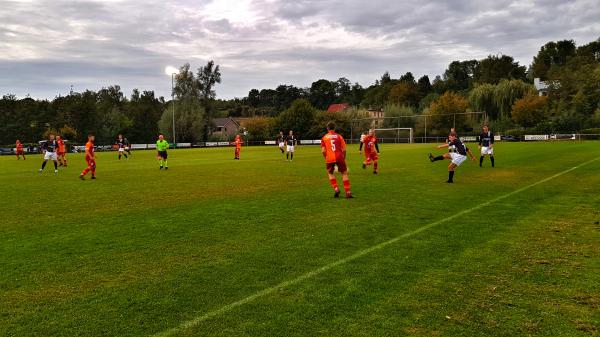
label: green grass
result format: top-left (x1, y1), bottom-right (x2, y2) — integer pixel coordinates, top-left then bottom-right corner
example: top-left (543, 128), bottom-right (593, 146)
top-left (1, 142), bottom-right (599, 337)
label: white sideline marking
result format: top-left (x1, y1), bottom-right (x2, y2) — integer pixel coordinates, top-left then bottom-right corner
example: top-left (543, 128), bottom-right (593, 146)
top-left (152, 157), bottom-right (599, 337)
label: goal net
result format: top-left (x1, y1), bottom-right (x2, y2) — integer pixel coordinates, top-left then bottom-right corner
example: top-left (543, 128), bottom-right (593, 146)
top-left (372, 128), bottom-right (413, 144)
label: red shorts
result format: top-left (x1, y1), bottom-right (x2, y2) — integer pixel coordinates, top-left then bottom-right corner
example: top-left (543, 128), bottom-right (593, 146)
top-left (16, 150), bottom-right (24, 155)
top-left (326, 159), bottom-right (347, 174)
top-left (365, 152), bottom-right (378, 163)
top-left (86, 158), bottom-right (96, 167)
top-left (57, 151), bottom-right (66, 156)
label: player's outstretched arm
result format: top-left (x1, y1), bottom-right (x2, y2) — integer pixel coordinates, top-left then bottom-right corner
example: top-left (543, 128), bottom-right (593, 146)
top-left (437, 143), bottom-right (449, 149)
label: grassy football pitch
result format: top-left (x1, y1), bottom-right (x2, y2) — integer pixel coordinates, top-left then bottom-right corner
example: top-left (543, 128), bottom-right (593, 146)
top-left (1, 142), bottom-right (599, 337)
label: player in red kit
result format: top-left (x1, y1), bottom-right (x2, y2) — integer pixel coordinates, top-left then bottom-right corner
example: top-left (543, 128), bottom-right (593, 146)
top-left (321, 121), bottom-right (353, 198)
top-left (233, 134), bottom-right (243, 160)
top-left (359, 129), bottom-right (380, 174)
top-left (15, 140), bottom-right (25, 160)
top-left (79, 134), bottom-right (96, 180)
top-left (56, 135), bottom-right (67, 167)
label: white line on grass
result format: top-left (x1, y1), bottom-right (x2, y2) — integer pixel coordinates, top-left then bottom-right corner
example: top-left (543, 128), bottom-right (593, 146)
top-left (152, 156), bottom-right (600, 337)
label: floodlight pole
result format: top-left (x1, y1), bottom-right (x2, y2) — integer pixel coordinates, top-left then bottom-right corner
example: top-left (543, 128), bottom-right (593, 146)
top-left (171, 73), bottom-right (176, 147)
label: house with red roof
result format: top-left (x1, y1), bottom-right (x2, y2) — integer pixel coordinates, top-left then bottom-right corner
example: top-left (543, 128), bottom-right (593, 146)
top-left (326, 103), bottom-right (349, 113)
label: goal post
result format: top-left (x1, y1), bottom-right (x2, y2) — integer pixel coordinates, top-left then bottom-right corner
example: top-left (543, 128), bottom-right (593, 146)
top-left (373, 128), bottom-right (413, 144)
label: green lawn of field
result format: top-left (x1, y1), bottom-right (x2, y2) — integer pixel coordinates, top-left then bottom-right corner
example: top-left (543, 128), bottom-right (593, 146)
top-left (1, 142), bottom-right (599, 337)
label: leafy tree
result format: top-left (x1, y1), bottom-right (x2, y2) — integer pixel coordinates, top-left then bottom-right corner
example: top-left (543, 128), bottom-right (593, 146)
top-left (473, 55), bottom-right (527, 84)
top-left (428, 92), bottom-right (469, 131)
top-left (242, 117), bottom-right (275, 141)
top-left (511, 95), bottom-right (548, 127)
top-left (247, 89), bottom-right (260, 107)
top-left (417, 75), bottom-right (432, 99)
top-left (309, 79), bottom-right (336, 110)
top-left (278, 99), bottom-right (318, 137)
top-left (493, 79), bottom-right (537, 119)
top-left (388, 82), bottom-right (419, 107)
top-left (443, 60), bottom-right (478, 92)
top-left (197, 60), bottom-right (222, 138)
top-left (531, 40), bottom-right (577, 79)
top-left (382, 104), bottom-right (416, 129)
top-left (399, 72), bottom-right (416, 84)
top-left (469, 83), bottom-right (498, 119)
top-left (158, 97), bottom-right (206, 143)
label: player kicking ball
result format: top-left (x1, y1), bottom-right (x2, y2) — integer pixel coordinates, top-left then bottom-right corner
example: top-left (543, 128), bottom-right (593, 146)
top-left (478, 125), bottom-right (495, 167)
top-left (321, 122), bottom-right (353, 198)
top-left (39, 134), bottom-right (59, 174)
top-left (79, 134), bottom-right (96, 180)
top-left (360, 129), bottom-right (380, 174)
top-left (15, 140), bottom-right (26, 160)
top-left (286, 130), bottom-right (297, 161)
top-left (156, 134), bottom-right (169, 170)
top-left (429, 132), bottom-right (475, 183)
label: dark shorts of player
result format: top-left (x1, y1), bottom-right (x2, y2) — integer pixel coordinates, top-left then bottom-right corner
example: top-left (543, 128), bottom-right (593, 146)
top-left (157, 151), bottom-right (168, 159)
top-left (326, 159), bottom-right (347, 174)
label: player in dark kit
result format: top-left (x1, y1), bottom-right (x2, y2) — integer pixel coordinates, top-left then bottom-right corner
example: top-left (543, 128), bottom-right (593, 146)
top-left (429, 132), bottom-right (475, 183)
top-left (124, 137), bottom-right (132, 156)
top-left (286, 130), bottom-right (297, 161)
top-left (277, 131), bottom-right (285, 154)
top-left (478, 125), bottom-right (495, 167)
top-left (39, 134), bottom-right (59, 174)
top-left (115, 134), bottom-right (129, 160)
top-left (321, 122), bottom-right (353, 198)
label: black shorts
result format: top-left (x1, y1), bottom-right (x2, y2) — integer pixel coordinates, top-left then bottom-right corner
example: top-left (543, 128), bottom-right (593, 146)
top-left (158, 151), bottom-right (168, 159)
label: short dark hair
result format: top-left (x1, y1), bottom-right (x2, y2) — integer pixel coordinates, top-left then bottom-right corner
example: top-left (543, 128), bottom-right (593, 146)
top-left (326, 121), bottom-right (336, 131)
top-left (88, 133), bottom-right (94, 137)
top-left (449, 132), bottom-right (458, 137)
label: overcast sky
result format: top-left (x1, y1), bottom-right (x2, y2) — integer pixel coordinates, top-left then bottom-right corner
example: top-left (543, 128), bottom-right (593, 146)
top-left (1, 0), bottom-right (599, 100)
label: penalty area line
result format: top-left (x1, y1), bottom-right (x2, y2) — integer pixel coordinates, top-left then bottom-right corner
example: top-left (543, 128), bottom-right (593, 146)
top-left (152, 156), bottom-right (600, 337)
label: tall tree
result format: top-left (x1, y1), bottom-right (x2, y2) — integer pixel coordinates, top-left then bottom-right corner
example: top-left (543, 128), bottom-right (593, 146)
top-left (473, 55), bottom-right (527, 84)
top-left (197, 60), bottom-right (222, 139)
top-left (443, 60), bottom-right (478, 92)
top-left (309, 79), bottom-right (336, 110)
top-left (530, 40), bottom-right (577, 80)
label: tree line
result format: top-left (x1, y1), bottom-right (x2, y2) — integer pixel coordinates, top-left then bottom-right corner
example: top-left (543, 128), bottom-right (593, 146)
top-left (1, 38), bottom-right (599, 145)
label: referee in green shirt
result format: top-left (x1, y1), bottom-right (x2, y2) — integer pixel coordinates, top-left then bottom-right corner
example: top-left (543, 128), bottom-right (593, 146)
top-left (156, 134), bottom-right (169, 170)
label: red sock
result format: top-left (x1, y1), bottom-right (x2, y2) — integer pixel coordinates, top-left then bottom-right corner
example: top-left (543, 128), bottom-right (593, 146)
top-left (81, 168), bottom-right (89, 176)
top-left (343, 180), bottom-right (351, 193)
top-left (329, 178), bottom-right (339, 191)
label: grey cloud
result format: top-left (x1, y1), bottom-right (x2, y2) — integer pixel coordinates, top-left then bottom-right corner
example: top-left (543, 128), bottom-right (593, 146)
top-left (0, 0), bottom-right (599, 100)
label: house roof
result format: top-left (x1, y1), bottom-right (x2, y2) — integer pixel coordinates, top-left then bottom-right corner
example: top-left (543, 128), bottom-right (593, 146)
top-left (327, 103), bottom-right (350, 113)
top-left (213, 117), bottom-right (240, 128)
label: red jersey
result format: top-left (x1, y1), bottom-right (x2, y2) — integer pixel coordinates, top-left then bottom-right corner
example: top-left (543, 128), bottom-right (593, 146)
top-left (57, 139), bottom-right (66, 153)
top-left (85, 141), bottom-right (95, 159)
top-left (16, 142), bottom-right (23, 151)
top-left (321, 131), bottom-right (346, 163)
top-left (234, 137), bottom-right (243, 149)
top-left (363, 135), bottom-right (377, 154)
